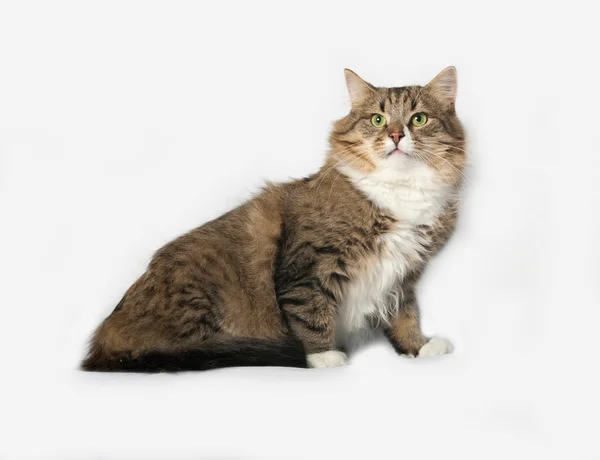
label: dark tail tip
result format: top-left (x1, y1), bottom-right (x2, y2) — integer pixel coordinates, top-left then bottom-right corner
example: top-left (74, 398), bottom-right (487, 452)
top-left (81, 337), bottom-right (308, 373)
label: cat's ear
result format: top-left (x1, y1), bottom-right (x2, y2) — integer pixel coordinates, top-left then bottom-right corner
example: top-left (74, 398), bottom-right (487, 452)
top-left (344, 69), bottom-right (375, 107)
top-left (425, 66), bottom-right (457, 108)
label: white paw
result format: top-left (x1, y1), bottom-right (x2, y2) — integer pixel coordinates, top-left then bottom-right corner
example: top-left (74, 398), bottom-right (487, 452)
top-left (307, 350), bottom-right (349, 368)
top-left (417, 337), bottom-right (454, 358)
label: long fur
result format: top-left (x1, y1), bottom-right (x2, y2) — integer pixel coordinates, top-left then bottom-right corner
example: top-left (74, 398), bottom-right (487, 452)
top-left (81, 67), bottom-right (465, 370)
top-left (82, 337), bottom-right (308, 372)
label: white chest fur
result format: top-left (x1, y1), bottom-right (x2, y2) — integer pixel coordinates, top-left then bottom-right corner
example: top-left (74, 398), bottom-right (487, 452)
top-left (335, 160), bottom-right (452, 347)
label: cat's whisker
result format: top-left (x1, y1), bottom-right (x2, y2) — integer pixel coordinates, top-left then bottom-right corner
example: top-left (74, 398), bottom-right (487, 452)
top-left (414, 152), bottom-right (464, 202)
top-left (413, 150), bottom-right (452, 185)
top-left (310, 150), bottom-right (364, 193)
top-left (308, 149), bottom-right (358, 190)
top-left (415, 147), bottom-right (470, 198)
top-left (315, 153), bottom-right (371, 197)
top-left (312, 147), bottom-right (372, 195)
top-left (416, 145), bottom-right (470, 183)
top-left (327, 154), bottom-right (368, 201)
top-left (419, 140), bottom-right (468, 154)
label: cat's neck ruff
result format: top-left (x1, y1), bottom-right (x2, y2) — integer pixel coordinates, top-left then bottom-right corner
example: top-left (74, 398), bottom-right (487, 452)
top-left (334, 158), bottom-right (454, 347)
top-left (338, 159), bottom-right (454, 227)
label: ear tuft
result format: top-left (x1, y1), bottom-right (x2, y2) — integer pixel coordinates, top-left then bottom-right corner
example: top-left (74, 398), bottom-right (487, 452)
top-left (344, 69), bottom-right (374, 107)
top-left (425, 66), bottom-right (457, 108)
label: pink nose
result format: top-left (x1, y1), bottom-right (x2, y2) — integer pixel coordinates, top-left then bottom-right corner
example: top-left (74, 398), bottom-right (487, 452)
top-left (389, 132), bottom-right (403, 144)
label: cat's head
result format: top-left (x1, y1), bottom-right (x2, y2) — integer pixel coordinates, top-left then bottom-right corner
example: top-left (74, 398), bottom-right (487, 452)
top-left (329, 67), bottom-right (466, 185)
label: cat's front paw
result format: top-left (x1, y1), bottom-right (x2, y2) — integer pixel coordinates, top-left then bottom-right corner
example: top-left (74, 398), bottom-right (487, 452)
top-left (307, 350), bottom-right (349, 368)
top-left (417, 337), bottom-right (453, 358)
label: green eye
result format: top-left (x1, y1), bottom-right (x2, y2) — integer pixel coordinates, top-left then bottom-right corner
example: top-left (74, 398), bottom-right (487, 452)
top-left (411, 112), bottom-right (428, 127)
top-left (371, 114), bottom-right (387, 128)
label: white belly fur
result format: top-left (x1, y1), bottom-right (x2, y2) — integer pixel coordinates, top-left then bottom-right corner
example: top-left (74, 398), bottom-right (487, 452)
top-left (336, 160), bottom-right (453, 348)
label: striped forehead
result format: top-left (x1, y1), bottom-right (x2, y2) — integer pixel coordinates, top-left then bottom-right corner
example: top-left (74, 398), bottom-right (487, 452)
top-left (376, 86), bottom-right (420, 121)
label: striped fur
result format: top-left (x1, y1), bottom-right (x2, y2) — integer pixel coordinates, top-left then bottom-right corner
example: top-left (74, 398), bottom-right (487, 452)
top-left (82, 67), bottom-right (466, 371)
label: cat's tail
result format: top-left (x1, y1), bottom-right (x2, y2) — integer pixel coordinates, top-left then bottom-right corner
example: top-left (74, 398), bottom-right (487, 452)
top-left (81, 337), bottom-right (308, 372)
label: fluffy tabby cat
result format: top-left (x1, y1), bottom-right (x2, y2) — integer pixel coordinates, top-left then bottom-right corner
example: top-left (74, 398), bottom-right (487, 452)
top-left (82, 67), bottom-right (466, 371)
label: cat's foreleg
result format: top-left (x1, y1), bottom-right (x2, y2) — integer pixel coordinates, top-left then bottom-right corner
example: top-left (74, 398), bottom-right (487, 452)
top-left (383, 288), bottom-right (453, 358)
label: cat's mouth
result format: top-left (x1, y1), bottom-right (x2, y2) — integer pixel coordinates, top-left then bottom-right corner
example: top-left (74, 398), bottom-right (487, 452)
top-left (388, 148), bottom-right (409, 156)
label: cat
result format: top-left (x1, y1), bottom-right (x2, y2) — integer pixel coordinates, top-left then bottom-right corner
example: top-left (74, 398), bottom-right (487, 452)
top-left (82, 67), bottom-right (466, 371)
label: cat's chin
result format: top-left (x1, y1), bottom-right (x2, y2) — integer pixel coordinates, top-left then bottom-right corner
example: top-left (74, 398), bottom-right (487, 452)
top-left (380, 150), bottom-right (418, 171)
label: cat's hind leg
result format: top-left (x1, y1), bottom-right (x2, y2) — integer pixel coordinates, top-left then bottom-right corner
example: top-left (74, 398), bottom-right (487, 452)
top-left (306, 350), bottom-right (348, 368)
top-left (279, 289), bottom-right (348, 368)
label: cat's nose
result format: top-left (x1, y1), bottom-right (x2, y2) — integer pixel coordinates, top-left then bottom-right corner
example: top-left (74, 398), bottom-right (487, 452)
top-left (389, 132), bottom-right (404, 144)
